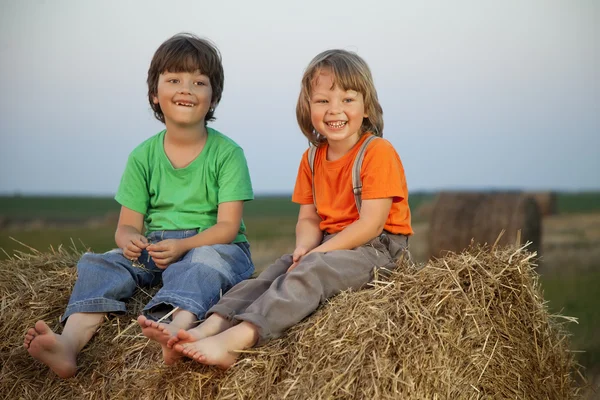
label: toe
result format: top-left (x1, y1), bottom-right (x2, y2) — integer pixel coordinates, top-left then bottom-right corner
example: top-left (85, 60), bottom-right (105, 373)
top-left (34, 320), bottom-right (51, 334)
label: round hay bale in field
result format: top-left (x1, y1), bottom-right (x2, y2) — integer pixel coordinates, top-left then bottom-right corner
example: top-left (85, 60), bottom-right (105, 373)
top-left (528, 191), bottom-right (558, 216)
top-left (428, 192), bottom-right (542, 259)
top-left (0, 246), bottom-right (579, 399)
top-left (413, 199), bottom-right (435, 220)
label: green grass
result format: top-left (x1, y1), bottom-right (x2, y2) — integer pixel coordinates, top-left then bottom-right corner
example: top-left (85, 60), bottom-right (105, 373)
top-left (1, 226), bottom-right (118, 256)
top-left (0, 196), bottom-right (120, 220)
top-left (1, 191), bottom-right (597, 220)
top-left (557, 192), bottom-right (600, 214)
top-left (0, 193), bottom-right (435, 256)
top-left (0, 217), bottom-right (297, 258)
top-left (0, 195), bottom-right (299, 220)
top-left (0, 191), bottom-right (596, 259)
top-left (0, 192), bottom-right (436, 220)
top-left (541, 272), bottom-right (600, 370)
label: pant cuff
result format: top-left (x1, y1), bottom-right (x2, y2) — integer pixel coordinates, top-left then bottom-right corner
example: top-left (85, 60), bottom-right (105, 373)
top-left (61, 298), bottom-right (126, 323)
top-left (234, 313), bottom-right (273, 346)
top-left (206, 304), bottom-right (238, 321)
top-left (143, 292), bottom-right (211, 322)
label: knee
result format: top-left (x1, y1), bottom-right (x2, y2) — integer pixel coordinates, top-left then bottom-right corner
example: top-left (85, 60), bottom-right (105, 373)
top-left (284, 267), bottom-right (325, 296)
top-left (77, 252), bottom-right (103, 272)
top-left (187, 245), bottom-right (254, 279)
top-left (76, 251), bottom-right (123, 275)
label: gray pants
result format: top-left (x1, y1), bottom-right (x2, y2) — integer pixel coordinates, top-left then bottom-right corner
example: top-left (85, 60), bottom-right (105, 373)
top-left (207, 232), bottom-right (409, 345)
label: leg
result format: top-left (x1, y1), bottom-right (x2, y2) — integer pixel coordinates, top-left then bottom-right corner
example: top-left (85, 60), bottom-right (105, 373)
top-left (142, 243), bottom-right (256, 364)
top-left (24, 250), bottom-right (156, 377)
top-left (62, 250), bottom-right (158, 322)
top-left (173, 247), bottom-right (383, 368)
top-left (236, 237), bottom-right (397, 343)
top-left (23, 312), bottom-right (104, 378)
top-left (178, 321), bottom-right (259, 369)
top-left (204, 252), bottom-right (293, 319)
top-left (167, 253), bottom-right (292, 350)
top-left (137, 309), bottom-right (197, 365)
top-left (174, 235), bottom-right (402, 367)
top-left (167, 312), bottom-right (236, 351)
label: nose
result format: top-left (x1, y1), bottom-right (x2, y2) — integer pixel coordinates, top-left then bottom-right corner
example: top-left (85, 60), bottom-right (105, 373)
top-left (327, 99), bottom-right (343, 115)
top-left (177, 80), bottom-right (194, 94)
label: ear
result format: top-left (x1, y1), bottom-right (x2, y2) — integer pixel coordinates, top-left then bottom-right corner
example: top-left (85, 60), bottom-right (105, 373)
top-left (152, 94), bottom-right (159, 105)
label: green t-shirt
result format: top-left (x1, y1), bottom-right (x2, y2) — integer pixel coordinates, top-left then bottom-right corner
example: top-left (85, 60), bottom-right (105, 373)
top-left (115, 128), bottom-right (253, 243)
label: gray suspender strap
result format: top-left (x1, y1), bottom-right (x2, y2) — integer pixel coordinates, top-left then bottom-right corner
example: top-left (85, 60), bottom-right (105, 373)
top-left (307, 135), bottom-right (380, 214)
top-left (308, 144), bottom-right (318, 212)
top-left (352, 135), bottom-right (380, 213)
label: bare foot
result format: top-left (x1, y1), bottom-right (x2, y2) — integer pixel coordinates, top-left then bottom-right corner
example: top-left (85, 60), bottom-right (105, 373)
top-left (167, 313), bottom-right (234, 350)
top-left (137, 315), bottom-right (181, 365)
top-left (177, 321), bottom-right (259, 369)
top-left (23, 320), bottom-right (77, 378)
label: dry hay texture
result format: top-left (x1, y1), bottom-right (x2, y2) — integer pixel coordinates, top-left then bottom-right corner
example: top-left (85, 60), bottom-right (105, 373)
top-left (428, 192), bottom-right (542, 260)
top-left (1, 245), bottom-right (580, 399)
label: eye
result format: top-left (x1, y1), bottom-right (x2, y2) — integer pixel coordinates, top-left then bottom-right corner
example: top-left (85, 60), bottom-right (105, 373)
top-left (194, 81), bottom-right (207, 86)
top-left (343, 98), bottom-right (354, 103)
top-left (168, 78), bottom-right (179, 84)
top-left (314, 99), bottom-right (328, 104)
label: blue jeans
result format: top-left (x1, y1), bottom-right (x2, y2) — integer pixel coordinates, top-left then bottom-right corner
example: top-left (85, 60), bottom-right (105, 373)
top-left (61, 230), bottom-right (254, 323)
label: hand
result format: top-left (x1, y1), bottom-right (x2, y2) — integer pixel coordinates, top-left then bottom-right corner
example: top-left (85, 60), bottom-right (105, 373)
top-left (287, 246), bottom-right (310, 272)
top-left (122, 234), bottom-right (149, 260)
top-left (147, 239), bottom-right (186, 269)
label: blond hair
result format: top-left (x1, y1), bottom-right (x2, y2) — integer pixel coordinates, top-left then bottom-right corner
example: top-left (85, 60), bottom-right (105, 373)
top-left (296, 49), bottom-right (384, 146)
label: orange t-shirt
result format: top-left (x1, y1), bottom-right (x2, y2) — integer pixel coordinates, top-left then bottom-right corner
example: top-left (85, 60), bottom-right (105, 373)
top-left (292, 134), bottom-right (413, 235)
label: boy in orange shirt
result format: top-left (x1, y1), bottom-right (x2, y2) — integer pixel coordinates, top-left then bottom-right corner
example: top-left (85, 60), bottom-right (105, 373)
top-left (156, 49), bottom-right (413, 369)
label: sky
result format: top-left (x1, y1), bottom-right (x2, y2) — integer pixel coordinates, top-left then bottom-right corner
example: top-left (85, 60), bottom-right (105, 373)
top-left (0, 0), bottom-right (598, 196)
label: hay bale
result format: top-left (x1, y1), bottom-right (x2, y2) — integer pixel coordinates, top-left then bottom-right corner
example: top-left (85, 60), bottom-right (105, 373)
top-left (1, 246), bottom-right (579, 399)
top-left (428, 192), bottom-right (542, 259)
top-left (528, 191), bottom-right (558, 217)
top-left (413, 199), bottom-right (435, 220)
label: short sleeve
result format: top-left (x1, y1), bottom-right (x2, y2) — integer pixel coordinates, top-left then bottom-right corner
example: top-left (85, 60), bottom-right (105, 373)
top-left (114, 152), bottom-right (150, 214)
top-left (292, 149), bottom-right (314, 205)
top-left (217, 147), bottom-right (254, 203)
top-left (359, 139), bottom-right (407, 203)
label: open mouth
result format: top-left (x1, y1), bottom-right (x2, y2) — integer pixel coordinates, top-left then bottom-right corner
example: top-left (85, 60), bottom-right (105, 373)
top-left (326, 121), bottom-right (347, 129)
top-left (175, 101), bottom-right (194, 107)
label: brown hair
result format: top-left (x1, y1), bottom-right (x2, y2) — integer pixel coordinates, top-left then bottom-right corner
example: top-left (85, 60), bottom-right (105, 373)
top-left (296, 49), bottom-right (384, 146)
top-left (147, 33), bottom-right (224, 124)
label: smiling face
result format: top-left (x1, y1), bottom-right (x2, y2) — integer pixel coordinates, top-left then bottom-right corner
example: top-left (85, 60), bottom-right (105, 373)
top-left (152, 70), bottom-right (213, 128)
top-left (309, 69), bottom-right (368, 148)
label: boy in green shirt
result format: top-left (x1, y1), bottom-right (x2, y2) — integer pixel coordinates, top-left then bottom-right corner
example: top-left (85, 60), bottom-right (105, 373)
top-left (23, 33), bottom-right (254, 378)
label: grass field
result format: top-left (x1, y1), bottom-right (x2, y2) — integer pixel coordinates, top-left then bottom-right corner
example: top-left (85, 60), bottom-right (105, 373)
top-left (1, 192), bottom-right (599, 392)
top-left (0, 193), bottom-right (436, 256)
top-left (0, 192), bottom-right (437, 220)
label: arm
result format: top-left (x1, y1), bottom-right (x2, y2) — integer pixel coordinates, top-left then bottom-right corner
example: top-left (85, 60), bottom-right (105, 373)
top-left (295, 203), bottom-right (323, 252)
top-left (180, 200), bottom-right (244, 249)
top-left (115, 206), bottom-right (148, 260)
top-left (287, 204), bottom-right (323, 271)
top-left (147, 200), bottom-right (244, 268)
top-left (287, 198), bottom-right (392, 272)
top-left (310, 197), bottom-right (392, 253)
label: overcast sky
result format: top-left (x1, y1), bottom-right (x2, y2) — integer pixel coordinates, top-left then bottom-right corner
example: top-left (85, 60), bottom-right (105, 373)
top-left (0, 0), bottom-right (598, 196)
